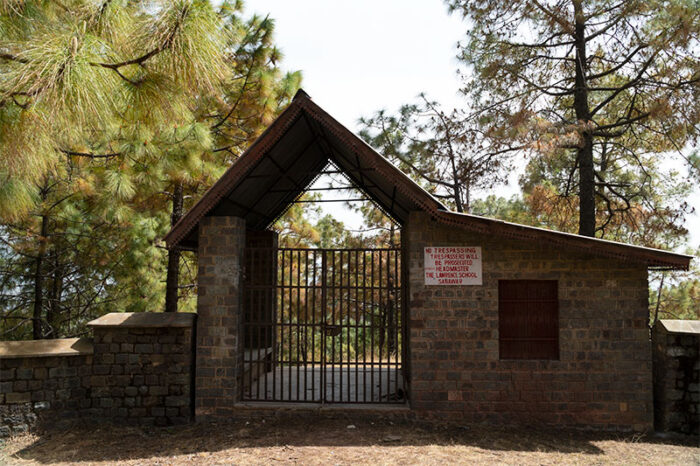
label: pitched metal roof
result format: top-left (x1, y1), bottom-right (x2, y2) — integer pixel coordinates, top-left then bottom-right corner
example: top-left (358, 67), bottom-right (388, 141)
top-left (435, 210), bottom-right (691, 270)
top-left (164, 90), bottom-right (692, 271)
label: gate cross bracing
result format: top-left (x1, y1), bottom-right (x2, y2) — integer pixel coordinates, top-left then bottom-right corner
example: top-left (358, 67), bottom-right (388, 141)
top-left (242, 247), bottom-right (406, 404)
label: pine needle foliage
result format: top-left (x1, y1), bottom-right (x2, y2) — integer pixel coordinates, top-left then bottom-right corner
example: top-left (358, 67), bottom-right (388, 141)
top-left (444, 0), bottom-right (700, 237)
top-left (0, 0), bottom-right (301, 339)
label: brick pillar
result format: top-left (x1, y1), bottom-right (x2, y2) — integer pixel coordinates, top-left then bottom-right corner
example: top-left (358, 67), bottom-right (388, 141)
top-left (403, 211), bottom-right (429, 409)
top-left (196, 216), bottom-right (246, 417)
top-left (653, 322), bottom-right (700, 435)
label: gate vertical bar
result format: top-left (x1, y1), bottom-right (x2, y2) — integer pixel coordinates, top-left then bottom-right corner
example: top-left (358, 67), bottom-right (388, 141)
top-left (296, 249), bottom-right (301, 402)
top-left (311, 250), bottom-right (318, 400)
top-left (354, 251), bottom-right (360, 403)
top-left (275, 249), bottom-right (287, 401)
top-left (394, 249), bottom-right (400, 399)
top-left (377, 250), bottom-right (386, 401)
top-left (333, 251), bottom-right (343, 402)
top-left (348, 250), bottom-right (353, 403)
top-left (364, 251), bottom-right (368, 402)
top-left (370, 250), bottom-right (375, 401)
top-left (321, 250), bottom-right (327, 404)
top-left (330, 250), bottom-right (335, 403)
top-left (304, 249), bottom-right (309, 401)
top-left (287, 249), bottom-right (293, 401)
top-left (346, 250), bottom-right (350, 402)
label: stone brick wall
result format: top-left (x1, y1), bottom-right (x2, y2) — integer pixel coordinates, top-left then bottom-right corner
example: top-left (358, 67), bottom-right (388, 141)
top-left (652, 321), bottom-right (699, 436)
top-left (1, 313), bottom-right (196, 436)
top-left (86, 317), bottom-right (195, 426)
top-left (195, 216), bottom-right (246, 418)
top-left (0, 340), bottom-right (92, 436)
top-left (404, 211), bottom-right (653, 431)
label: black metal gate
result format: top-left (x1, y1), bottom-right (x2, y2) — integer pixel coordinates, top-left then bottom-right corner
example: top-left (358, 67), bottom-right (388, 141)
top-left (242, 248), bottom-right (405, 404)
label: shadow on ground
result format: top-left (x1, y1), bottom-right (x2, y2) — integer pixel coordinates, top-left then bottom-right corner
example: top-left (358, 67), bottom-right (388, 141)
top-left (6, 416), bottom-right (698, 464)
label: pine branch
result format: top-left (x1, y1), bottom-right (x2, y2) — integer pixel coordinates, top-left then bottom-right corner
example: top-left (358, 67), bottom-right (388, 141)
top-left (530, 0), bottom-right (573, 33)
top-left (592, 113), bottom-right (651, 137)
top-left (212, 15), bottom-right (270, 129)
top-left (60, 149), bottom-right (121, 159)
top-left (590, 49), bottom-right (659, 116)
top-left (89, 3), bottom-right (189, 72)
top-left (586, 44), bottom-right (647, 81)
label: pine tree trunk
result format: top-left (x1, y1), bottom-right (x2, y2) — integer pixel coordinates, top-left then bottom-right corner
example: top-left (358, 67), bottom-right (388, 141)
top-left (32, 214), bottom-right (48, 339)
top-left (449, 153), bottom-right (463, 213)
top-left (464, 181), bottom-right (471, 213)
top-left (165, 182), bottom-right (184, 313)
top-left (46, 256), bottom-right (63, 339)
top-left (577, 138), bottom-right (595, 236)
top-left (573, 1), bottom-right (595, 237)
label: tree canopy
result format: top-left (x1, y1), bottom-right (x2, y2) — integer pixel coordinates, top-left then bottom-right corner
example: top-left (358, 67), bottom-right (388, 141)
top-left (359, 0), bottom-right (699, 322)
top-left (359, 95), bottom-right (515, 213)
top-left (0, 0), bottom-right (300, 339)
top-left (444, 0), bottom-right (700, 237)
top-left (1, 1), bottom-right (697, 340)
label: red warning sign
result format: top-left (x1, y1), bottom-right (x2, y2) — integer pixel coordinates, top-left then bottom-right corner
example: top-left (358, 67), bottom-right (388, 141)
top-left (424, 246), bottom-right (482, 285)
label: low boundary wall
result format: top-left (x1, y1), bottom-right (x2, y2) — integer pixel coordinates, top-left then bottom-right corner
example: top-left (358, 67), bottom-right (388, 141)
top-left (0, 313), bottom-right (195, 437)
top-left (3, 313), bottom-right (699, 436)
top-left (0, 338), bottom-right (93, 436)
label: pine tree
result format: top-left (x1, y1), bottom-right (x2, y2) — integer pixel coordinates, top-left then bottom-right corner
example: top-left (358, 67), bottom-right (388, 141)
top-left (445, 0), bottom-right (700, 236)
top-left (0, 1), bottom-right (300, 338)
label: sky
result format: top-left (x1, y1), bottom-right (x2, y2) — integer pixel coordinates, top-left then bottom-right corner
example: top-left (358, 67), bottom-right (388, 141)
top-left (246, 0), bottom-right (699, 250)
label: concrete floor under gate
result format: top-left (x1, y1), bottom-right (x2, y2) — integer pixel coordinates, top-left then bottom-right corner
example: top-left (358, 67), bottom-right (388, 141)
top-left (243, 365), bottom-right (405, 404)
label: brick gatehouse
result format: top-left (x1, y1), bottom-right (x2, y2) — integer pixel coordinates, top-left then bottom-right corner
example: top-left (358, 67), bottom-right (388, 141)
top-left (2, 90), bottom-right (692, 435)
top-left (162, 90), bottom-right (691, 431)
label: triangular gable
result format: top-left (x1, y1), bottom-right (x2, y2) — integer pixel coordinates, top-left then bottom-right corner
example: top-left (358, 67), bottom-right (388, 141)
top-left (164, 90), bottom-right (447, 249)
top-left (164, 90), bottom-right (692, 271)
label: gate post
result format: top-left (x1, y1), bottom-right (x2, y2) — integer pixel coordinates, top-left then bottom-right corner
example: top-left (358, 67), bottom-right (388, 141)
top-left (244, 230), bottom-right (278, 350)
top-left (195, 216), bottom-right (246, 418)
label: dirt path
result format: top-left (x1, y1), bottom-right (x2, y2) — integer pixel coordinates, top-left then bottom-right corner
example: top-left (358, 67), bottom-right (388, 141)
top-left (1, 417), bottom-right (698, 465)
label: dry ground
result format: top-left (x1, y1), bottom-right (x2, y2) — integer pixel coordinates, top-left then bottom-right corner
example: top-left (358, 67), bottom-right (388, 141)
top-left (1, 416), bottom-right (698, 465)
